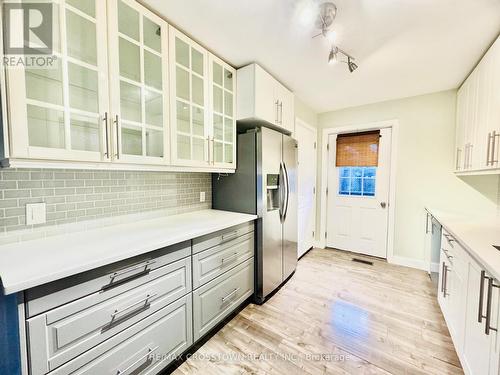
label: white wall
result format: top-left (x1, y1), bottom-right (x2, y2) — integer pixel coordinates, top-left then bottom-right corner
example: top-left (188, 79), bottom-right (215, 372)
top-left (295, 98), bottom-right (318, 128)
top-left (317, 90), bottom-right (499, 265)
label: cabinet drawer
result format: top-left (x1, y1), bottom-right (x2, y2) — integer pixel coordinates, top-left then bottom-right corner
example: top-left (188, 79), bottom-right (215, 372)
top-left (192, 222), bottom-right (254, 254)
top-left (193, 258), bottom-right (254, 341)
top-left (26, 241), bottom-right (191, 317)
top-left (193, 232), bottom-right (254, 288)
top-left (51, 294), bottom-right (193, 375)
top-left (27, 258), bottom-right (191, 375)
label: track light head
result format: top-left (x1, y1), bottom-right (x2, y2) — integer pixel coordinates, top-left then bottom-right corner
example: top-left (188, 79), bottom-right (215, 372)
top-left (347, 56), bottom-right (358, 73)
top-left (328, 46), bottom-right (338, 65)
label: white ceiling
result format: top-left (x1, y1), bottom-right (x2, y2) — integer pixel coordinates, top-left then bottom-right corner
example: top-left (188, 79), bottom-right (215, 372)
top-left (143, 0), bottom-right (500, 113)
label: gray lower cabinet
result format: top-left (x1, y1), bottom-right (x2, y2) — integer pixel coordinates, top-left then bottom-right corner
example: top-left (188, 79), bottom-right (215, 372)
top-left (193, 258), bottom-right (254, 341)
top-left (51, 295), bottom-right (193, 375)
top-left (23, 221), bottom-right (255, 375)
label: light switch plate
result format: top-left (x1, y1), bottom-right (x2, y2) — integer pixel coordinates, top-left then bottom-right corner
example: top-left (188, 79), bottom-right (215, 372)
top-left (26, 203), bottom-right (46, 225)
top-left (200, 192), bottom-right (206, 203)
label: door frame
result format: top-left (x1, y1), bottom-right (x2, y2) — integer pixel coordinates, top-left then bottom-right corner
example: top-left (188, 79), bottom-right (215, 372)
top-left (318, 120), bottom-right (399, 262)
top-left (296, 117), bottom-right (318, 258)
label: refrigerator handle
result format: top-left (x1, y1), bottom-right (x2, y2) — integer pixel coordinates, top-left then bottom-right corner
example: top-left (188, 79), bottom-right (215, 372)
top-left (278, 163), bottom-right (284, 222)
top-left (283, 162), bottom-right (290, 221)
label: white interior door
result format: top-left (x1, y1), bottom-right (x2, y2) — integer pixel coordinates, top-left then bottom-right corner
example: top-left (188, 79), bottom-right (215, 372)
top-left (296, 119), bottom-right (317, 258)
top-left (326, 128), bottom-right (392, 258)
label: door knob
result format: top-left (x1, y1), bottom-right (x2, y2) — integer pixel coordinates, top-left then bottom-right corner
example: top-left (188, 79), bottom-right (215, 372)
top-left (380, 202), bottom-right (387, 209)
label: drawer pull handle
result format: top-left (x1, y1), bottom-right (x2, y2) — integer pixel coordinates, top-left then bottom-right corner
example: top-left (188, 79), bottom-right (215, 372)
top-left (221, 252), bottom-right (239, 265)
top-left (222, 231), bottom-right (239, 241)
top-left (222, 288), bottom-right (240, 304)
top-left (116, 345), bottom-right (159, 375)
top-left (111, 294), bottom-right (157, 320)
top-left (109, 260), bottom-right (156, 280)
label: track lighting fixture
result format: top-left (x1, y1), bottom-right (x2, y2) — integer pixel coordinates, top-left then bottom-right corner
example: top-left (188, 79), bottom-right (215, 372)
top-left (313, 2), bottom-right (359, 73)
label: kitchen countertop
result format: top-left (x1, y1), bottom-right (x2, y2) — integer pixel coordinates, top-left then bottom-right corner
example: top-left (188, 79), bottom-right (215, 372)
top-left (426, 207), bottom-right (500, 280)
top-left (0, 209), bottom-right (257, 295)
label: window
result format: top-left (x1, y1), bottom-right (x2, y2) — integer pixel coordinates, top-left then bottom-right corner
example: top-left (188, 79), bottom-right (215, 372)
top-left (339, 167), bottom-right (376, 197)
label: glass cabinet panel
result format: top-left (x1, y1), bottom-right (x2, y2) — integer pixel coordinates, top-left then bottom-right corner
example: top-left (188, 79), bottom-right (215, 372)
top-left (113, 0), bottom-right (167, 161)
top-left (171, 29), bottom-right (208, 164)
top-left (211, 58), bottom-right (235, 166)
top-left (16, 0), bottom-right (107, 157)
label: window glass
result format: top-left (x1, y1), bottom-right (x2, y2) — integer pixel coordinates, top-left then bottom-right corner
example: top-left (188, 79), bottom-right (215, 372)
top-left (338, 167), bottom-right (376, 197)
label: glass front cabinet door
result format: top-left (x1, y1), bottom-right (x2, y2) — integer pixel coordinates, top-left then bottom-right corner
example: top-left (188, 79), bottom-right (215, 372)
top-left (107, 0), bottom-right (169, 165)
top-left (209, 54), bottom-right (236, 169)
top-left (5, 0), bottom-right (111, 162)
top-left (169, 26), bottom-right (210, 168)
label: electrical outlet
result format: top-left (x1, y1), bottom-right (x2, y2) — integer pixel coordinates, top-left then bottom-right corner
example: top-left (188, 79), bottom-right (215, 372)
top-left (200, 192), bottom-right (206, 203)
top-left (26, 203), bottom-right (46, 225)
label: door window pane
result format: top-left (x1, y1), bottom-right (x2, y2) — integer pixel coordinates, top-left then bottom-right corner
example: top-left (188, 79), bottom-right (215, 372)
top-left (144, 51), bottom-right (162, 90)
top-left (121, 124), bottom-right (142, 155)
top-left (66, 9), bottom-right (97, 65)
top-left (25, 66), bottom-right (63, 106)
top-left (70, 114), bottom-right (100, 152)
top-left (214, 142), bottom-right (223, 163)
top-left (224, 69), bottom-right (233, 91)
top-left (66, 0), bottom-right (95, 18)
top-left (143, 17), bottom-right (161, 53)
top-left (191, 48), bottom-right (203, 76)
top-left (213, 62), bottom-right (223, 86)
top-left (224, 91), bottom-right (233, 117)
top-left (118, 0), bottom-right (139, 41)
top-left (145, 90), bottom-right (163, 127)
top-left (192, 107), bottom-right (204, 137)
top-left (224, 144), bottom-right (233, 163)
top-left (176, 101), bottom-right (190, 133)
top-left (213, 114), bottom-right (223, 141)
top-left (224, 118), bottom-right (233, 143)
top-left (68, 63), bottom-right (98, 112)
top-left (338, 167), bottom-right (377, 197)
top-left (192, 137), bottom-right (205, 161)
top-left (27, 105), bottom-right (65, 149)
top-left (120, 81), bottom-right (141, 123)
top-left (177, 134), bottom-right (190, 159)
top-left (146, 129), bottom-right (163, 157)
top-left (213, 86), bottom-right (223, 114)
top-left (192, 75), bottom-right (204, 106)
top-left (176, 67), bottom-right (190, 101)
top-left (175, 38), bottom-right (189, 68)
top-left (119, 38), bottom-right (141, 82)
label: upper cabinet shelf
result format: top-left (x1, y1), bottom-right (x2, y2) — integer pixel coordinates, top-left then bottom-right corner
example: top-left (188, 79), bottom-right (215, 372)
top-left (1, 0), bottom-right (236, 172)
top-left (236, 64), bottom-right (295, 136)
top-left (455, 36), bottom-right (500, 175)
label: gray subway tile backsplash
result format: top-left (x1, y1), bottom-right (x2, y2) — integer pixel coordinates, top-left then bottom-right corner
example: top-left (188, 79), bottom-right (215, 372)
top-left (0, 168), bottom-right (212, 233)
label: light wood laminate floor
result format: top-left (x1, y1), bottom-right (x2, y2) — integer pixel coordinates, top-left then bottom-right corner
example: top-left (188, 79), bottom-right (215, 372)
top-left (174, 249), bottom-right (463, 375)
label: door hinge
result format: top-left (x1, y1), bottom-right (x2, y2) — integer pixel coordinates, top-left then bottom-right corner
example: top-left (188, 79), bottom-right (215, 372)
top-left (325, 232), bottom-right (327, 239)
top-left (312, 231), bottom-right (315, 237)
top-left (326, 187), bottom-right (329, 195)
top-left (327, 143), bottom-right (330, 151)
top-left (313, 187), bottom-right (316, 194)
top-left (314, 142), bottom-right (317, 149)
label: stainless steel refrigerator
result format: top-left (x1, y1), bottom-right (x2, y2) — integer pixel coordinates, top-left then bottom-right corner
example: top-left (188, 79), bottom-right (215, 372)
top-left (212, 127), bottom-right (297, 304)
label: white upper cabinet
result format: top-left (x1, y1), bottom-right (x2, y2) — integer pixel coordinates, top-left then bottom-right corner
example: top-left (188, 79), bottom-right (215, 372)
top-left (455, 36), bottom-right (500, 174)
top-left (169, 26), bottom-right (210, 168)
top-left (107, 0), bottom-right (169, 165)
top-left (237, 64), bottom-right (295, 135)
top-left (6, 0), bottom-right (110, 162)
top-left (209, 54), bottom-right (236, 169)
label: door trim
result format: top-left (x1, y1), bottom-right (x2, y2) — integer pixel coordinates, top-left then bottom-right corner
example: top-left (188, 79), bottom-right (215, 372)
top-left (318, 120), bottom-right (399, 263)
top-left (296, 117), bottom-right (318, 256)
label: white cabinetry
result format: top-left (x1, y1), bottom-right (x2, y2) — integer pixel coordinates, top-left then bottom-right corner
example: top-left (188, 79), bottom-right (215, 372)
top-left (6, 0), bottom-right (111, 162)
top-left (437, 228), bottom-right (500, 375)
top-left (237, 64), bottom-right (295, 135)
top-left (455, 36), bottom-right (500, 174)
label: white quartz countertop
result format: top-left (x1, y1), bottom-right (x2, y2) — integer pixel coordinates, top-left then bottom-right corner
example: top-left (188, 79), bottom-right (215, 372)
top-left (0, 209), bottom-right (257, 295)
top-left (426, 207), bottom-right (500, 280)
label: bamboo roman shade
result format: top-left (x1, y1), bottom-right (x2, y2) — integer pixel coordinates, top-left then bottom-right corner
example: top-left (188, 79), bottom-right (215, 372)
top-left (336, 131), bottom-right (380, 167)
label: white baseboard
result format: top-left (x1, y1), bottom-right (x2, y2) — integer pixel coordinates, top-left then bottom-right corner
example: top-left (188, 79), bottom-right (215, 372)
top-left (313, 240), bottom-right (325, 249)
top-left (388, 255), bottom-right (429, 271)
top-left (430, 262), bottom-right (440, 273)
